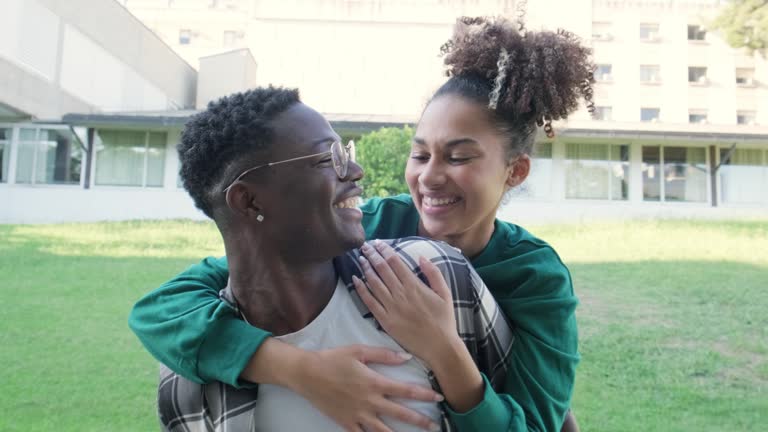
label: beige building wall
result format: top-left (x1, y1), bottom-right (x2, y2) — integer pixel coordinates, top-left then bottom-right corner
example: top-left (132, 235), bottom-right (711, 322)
top-left (122, 0), bottom-right (594, 118)
top-left (591, 0), bottom-right (767, 127)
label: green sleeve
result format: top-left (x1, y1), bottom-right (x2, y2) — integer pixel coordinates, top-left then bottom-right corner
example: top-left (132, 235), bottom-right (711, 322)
top-left (445, 374), bottom-right (524, 431)
top-left (458, 246), bottom-right (579, 431)
top-left (128, 256), bottom-right (271, 388)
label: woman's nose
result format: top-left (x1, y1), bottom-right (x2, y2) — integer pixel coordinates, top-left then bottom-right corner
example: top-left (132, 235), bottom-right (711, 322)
top-left (419, 159), bottom-right (446, 188)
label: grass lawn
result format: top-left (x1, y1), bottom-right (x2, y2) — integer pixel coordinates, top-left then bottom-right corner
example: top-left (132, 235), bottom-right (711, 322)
top-left (1, 219), bottom-right (766, 431)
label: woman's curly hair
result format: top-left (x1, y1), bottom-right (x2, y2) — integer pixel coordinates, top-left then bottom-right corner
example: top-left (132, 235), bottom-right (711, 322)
top-left (435, 16), bottom-right (595, 149)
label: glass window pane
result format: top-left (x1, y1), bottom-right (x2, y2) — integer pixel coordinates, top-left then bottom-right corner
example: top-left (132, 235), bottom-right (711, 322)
top-left (643, 146), bottom-right (661, 201)
top-left (663, 147), bottom-right (707, 202)
top-left (15, 129), bottom-right (38, 184)
top-left (640, 65), bottom-right (660, 82)
top-left (610, 145), bottom-right (630, 200)
top-left (566, 143), bottom-right (614, 200)
top-left (0, 128), bottom-right (9, 183)
top-left (95, 130), bottom-right (146, 186)
top-left (641, 108), bottom-right (660, 122)
top-left (720, 149), bottom-right (766, 204)
top-left (146, 132), bottom-right (167, 187)
top-left (37, 129), bottom-right (82, 185)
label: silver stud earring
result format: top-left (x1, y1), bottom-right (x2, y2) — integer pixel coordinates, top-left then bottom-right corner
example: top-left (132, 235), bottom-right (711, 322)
top-left (256, 214), bottom-right (264, 222)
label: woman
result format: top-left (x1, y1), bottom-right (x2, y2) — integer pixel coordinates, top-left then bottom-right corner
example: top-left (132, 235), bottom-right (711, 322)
top-left (157, 87), bottom-right (514, 431)
top-left (130, 16), bottom-right (594, 431)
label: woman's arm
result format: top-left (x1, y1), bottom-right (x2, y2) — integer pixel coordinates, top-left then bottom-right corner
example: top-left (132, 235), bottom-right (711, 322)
top-left (129, 256), bottom-right (443, 431)
top-left (354, 240), bottom-right (578, 431)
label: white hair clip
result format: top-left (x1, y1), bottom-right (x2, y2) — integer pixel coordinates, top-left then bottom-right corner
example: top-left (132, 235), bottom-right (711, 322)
top-left (488, 47), bottom-right (511, 110)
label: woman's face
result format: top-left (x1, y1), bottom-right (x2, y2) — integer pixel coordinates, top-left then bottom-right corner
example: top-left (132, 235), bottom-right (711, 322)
top-left (257, 103), bottom-right (365, 261)
top-left (406, 95), bottom-right (526, 253)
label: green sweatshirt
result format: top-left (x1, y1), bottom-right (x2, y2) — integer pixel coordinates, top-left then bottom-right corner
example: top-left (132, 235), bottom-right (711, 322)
top-left (129, 194), bottom-right (579, 431)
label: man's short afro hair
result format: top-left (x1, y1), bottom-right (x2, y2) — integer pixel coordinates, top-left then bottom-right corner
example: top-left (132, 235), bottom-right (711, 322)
top-left (178, 86), bottom-right (300, 218)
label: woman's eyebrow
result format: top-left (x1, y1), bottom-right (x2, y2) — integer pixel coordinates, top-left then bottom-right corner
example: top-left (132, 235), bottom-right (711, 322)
top-left (412, 137), bottom-right (478, 148)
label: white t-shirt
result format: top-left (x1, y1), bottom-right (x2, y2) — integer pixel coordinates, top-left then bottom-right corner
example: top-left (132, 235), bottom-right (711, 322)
top-left (250, 279), bottom-right (441, 431)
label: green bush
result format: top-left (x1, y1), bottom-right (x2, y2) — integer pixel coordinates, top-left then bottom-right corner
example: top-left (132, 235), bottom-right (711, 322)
top-left (355, 125), bottom-right (414, 198)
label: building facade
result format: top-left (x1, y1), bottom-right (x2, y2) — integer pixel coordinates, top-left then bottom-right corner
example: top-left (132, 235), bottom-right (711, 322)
top-left (1, 0), bottom-right (766, 223)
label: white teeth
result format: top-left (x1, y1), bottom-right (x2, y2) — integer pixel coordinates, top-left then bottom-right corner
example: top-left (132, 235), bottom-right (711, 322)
top-left (333, 196), bottom-right (361, 209)
top-left (423, 196), bottom-right (459, 207)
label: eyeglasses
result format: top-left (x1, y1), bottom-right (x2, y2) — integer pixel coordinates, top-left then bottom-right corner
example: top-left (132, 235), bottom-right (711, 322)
top-left (223, 140), bottom-right (356, 194)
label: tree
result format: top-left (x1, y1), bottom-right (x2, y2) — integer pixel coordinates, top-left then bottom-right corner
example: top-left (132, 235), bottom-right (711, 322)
top-left (355, 125), bottom-right (413, 198)
top-left (709, 0), bottom-right (768, 55)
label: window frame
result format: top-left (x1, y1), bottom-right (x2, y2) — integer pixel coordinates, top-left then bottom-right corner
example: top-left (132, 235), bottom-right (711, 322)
top-left (717, 147), bottom-right (767, 205)
top-left (688, 66), bottom-right (709, 85)
top-left (640, 107), bottom-right (661, 123)
top-left (564, 142), bottom-right (630, 201)
top-left (642, 145), bottom-right (710, 203)
top-left (687, 24), bottom-right (707, 42)
top-left (9, 125), bottom-right (85, 188)
top-left (92, 129), bottom-right (168, 189)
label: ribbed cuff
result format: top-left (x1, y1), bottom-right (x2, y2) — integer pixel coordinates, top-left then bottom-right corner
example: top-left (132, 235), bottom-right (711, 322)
top-left (445, 373), bottom-right (513, 431)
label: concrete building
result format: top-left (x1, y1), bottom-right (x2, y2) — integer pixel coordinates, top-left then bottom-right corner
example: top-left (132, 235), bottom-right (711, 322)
top-left (1, 0), bottom-right (766, 223)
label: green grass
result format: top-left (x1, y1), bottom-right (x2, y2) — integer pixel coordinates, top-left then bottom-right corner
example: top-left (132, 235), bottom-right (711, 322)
top-left (1, 219), bottom-right (766, 431)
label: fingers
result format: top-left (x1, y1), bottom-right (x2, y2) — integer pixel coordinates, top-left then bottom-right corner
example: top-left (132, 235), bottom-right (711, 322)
top-left (361, 242), bottom-right (403, 293)
top-left (353, 275), bottom-right (388, 321)
top-left (375, 398), bottom-right (441, 431)
top-left (347, 344), bottom-right (412, 366)
top-left (377, 377), bottom-right (444, 403)
top-left (419, 256), bottom-right (452, 302)
top-left (371, 241), bottom-right (422, 292)
top-left (360, 417), bottom-right (395, 432)
top-left (358, 255), bottom-right (395, 308)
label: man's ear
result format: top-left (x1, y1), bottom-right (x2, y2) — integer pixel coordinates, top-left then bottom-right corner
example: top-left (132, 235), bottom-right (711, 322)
top-left (225, 183), bottom-right (263, 221)
top-left (506, 154), bottom-right (531, 188)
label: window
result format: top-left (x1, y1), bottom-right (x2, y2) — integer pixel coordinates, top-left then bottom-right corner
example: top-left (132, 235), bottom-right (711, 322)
top-left (593, 22), bottom-right (613, 41)
top-left (641, 108), bottom-right (660, 122)
top-left (179, 29), bottom-right (191, 45)
top-left (593, 106), bottom-right (612, 121)
top-left (737, 111), bottom-right (756, 125)
top-left (719, 148), bottom-right (767, 204)
top-left (736, 68), bottom-right (755, 86)
top-left (15, 128), bottom-right (82, 185)
top-left (640, 65), bottom-right (661, 83)
top-left (595, 64), bottom-right (613, 82)
top-left (688, 67), bottom-right (708, 84)
top-left (689, 110), bottom-right (708, 124)
top-left (223, 30), bottom-right (239, 47)
top-left (565, 143), bottom-right (629, 200)
top-left (687, 25), bottom-right (706, 41)
top-left (643, 146), bottom-right (707, 202)
top-left (95, 130), bottom-right (166, 187)
top-left (511, 143), bottom-right (552, 199)
top-left (0, 128), bottom-right (10, 183)
top-left (640, 23), bottom-right (660, 41)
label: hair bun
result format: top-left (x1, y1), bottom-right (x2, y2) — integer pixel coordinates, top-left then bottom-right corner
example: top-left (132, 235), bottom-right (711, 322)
top-left (441, 16), bottom-right (595, 134)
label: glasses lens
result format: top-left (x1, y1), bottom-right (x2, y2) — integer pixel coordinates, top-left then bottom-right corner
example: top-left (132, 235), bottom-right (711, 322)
top-left (348, 140), bottom-right (356, 163)
top-left (331, 141), bottom-right (348, 178)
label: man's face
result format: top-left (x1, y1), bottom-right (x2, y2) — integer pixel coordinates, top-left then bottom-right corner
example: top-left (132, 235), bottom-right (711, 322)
top-left (255, 103), bottom-right (365, 262)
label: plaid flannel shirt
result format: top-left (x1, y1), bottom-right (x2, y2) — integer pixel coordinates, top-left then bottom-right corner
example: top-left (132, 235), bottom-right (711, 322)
top-left (158, 237), bottom-right (515, 432)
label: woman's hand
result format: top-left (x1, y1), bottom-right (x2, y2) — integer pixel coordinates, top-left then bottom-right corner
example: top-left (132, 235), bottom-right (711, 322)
top-left (352, 240), bottom-right (459, 368)
top-left (292, 345), bottom-right (443, 432)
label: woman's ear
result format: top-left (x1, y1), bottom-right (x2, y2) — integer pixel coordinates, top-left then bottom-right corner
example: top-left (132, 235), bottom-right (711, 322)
top-left (506, 154), bottom-right (531, 188)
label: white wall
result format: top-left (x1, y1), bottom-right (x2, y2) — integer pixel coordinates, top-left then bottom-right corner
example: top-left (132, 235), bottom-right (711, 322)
top-left (591, 0), bottom-right (767, 126)
top-left (196, 49), bottom-right (258, 109)
top-left (0, 186), bottom-right (204, 224)
top-left (0, 0), bottom-right (197, 120)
